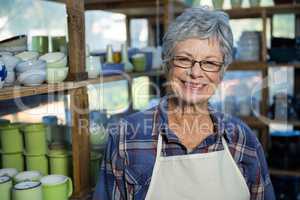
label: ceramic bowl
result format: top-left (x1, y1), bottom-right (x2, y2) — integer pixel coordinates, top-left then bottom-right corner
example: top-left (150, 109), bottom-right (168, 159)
top-left (4, 70), bottom-right (15, 86)
top-left (15, 51), bottom-right (39, 61)
top-left (46, 67), bottom-right (68, 84)
top-left (16, 59), bottom-right (46, 74)
top-left (39, 52), bottom-right (65, 63)
top-left (0, 55), bottom-right (21, 70)
top-left (46, 56), bottom-right (67, 68)
top-left (17, 69), bottom-right (46, 86)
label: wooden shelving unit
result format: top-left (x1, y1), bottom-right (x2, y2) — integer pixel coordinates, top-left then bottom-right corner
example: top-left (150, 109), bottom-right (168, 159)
top-left (0, 70), bottom-right (164, 101)
top-left (222, 4), bottom-right (300, 179)
top-left (269, 168), bottom-right (300, 177)
top-left (224, 4), bottom-right (300, 19)
top-left (2, 1), bottom-right (300, 198)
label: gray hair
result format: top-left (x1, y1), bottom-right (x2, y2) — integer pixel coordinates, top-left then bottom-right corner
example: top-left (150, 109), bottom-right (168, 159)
top-left (162, 7), bottom-right (233, 73)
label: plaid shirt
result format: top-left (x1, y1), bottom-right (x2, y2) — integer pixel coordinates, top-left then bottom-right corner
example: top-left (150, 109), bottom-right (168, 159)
top-left (93, 97), bottom-right (275, 200)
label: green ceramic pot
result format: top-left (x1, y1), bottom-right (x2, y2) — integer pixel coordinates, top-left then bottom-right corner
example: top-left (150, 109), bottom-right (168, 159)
top-left (13, 181), bottom-right (43, 200)
top-left (41, 175), bottom-right (73, 200)
top-left (0, 176), bottom-right (12, 200)
top-left (0, 168), bottom-right (18, 178)
top-left (25, 154), bottom-right (49, 175)
top-left (48, 149), bottom-right (72, 177)
top-left (1, 153), bottom-right (24, 171)
top-left (212, 0), bottom-right (224, 9)
top-left (23, 123), bottom-right (47, 155)
top-left (31, 36), bottom-right (49, 54)
top-left (51, 36), bottom-right (67, 53)
top-left (249, 0), bottom-right (260, 7)
top-left (230, 0), bottom-right (242, 8)
top-left (131, 54), bottom-right (146, 72)
top-left (14, 171), bottom-right (43, 184)
top-left (90, 152), bottom-right (102, 187)
top-left (0, 125), bottom-right (23, 153)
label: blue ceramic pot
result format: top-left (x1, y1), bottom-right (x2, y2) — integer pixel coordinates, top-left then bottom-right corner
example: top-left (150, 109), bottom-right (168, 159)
top-left (0, 61), bottom-right (7, 88)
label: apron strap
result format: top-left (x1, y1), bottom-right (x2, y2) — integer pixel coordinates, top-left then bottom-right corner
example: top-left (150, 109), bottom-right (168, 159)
top-left (155, 134), bottom-right (163, 161)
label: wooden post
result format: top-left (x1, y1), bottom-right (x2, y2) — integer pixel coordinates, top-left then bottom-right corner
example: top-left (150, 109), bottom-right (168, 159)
top-left (70, 87), bottom-right (90, 199)
top-left (126, 16), bottom-right (131, 47)
top-left (163, 0), bottom-right (173, 34)
top-left (66, 0), bottom-right (88, 81)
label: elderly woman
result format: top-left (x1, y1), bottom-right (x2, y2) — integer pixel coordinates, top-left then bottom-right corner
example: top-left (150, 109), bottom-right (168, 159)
top-left (93, 7), bottom-right (275, 200)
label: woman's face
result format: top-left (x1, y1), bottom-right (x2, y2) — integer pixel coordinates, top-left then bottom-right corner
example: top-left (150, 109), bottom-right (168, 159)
top-left (168, 38), bottom-right (223, 105)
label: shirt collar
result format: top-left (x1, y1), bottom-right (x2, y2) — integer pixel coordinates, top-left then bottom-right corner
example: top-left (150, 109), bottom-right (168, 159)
top-left (151, 96), bottom-right (233, 144)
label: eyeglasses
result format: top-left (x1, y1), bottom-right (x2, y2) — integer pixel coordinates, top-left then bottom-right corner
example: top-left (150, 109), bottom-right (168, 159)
top-left (171, 56), bottom-right (223, 72)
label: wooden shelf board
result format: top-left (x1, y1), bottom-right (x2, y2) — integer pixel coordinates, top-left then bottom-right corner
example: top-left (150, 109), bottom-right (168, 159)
top-left (0, 70), bottom-right (164, 101)
top-left (240, 116), bottom-right (268, 128)
top-left (268, 63), bottom-right (300, 68)
top-left (269, 120), bottom-right (300, 127)
top-left (224, 4), bottom-right (300, 19)
top-left (270, 168), bottom-right (300, 177)
top-left (228, 61), bottom-right (267, 70)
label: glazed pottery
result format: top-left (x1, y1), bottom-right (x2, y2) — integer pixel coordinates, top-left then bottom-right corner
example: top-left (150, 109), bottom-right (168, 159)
top-left (1, 153), bottom-right (24, 171)
top-left (41, 175), bottom-right (73, 200)
top-left (0, 175), bottom-right (12, 200)
top-left (25, 154), bottom-right (49, 175)
top-left (13, 181), bottom-right (43, 200)
top-left (0, 168), bottom-right (18, 178)
top-left (48, 148), bottom-right (72, 176)
top-left (0, 125), bottom-right (23, 153)
top-left (23, 123), bottom-right (47, 155)
top-left (14, 171), bottom-right (43, 183)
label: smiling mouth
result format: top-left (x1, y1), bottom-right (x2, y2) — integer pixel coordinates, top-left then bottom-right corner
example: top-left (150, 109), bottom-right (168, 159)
top-left (182, 80), bottom-right (207, 91)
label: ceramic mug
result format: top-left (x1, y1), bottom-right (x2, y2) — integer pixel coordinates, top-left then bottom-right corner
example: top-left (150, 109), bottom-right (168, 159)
top-left (1, 153), bottom-right (24, 171)
top-left (0, 125), bottom-right (23, 153)
top-left (41, 175), bottom-right (73, 200)
top-left (25, 154), bottom-right (49, 175)
top-left (90, 152), bottom-right (102, 186)
top-left (0, 168), bottom-right (18, 178)
top-left (48, 149), bottom-right (72, 177)
top-left (0, 175), bottom-right (13, 200)
top-left (23, 123), bottom-right (47, 155)
top-left (13, 181), bottom-right (43, 200)
top-left (14, 171), bottom-right (43, 184)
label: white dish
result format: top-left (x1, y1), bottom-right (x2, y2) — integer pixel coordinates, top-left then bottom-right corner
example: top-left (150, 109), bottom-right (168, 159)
top-left (16, 59), bottom-right (46, 73)
top-left (15, 51), bottom-right (39, 61)
top-left (18, 69), bottom-right (46, 86)
top-left (39, 52), bottom-right (65, 63)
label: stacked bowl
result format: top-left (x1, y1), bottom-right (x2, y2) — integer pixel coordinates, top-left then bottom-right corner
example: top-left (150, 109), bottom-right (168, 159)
top-left (39, 52), bottom-right (68, 84)
top-left (16, 59), bottom-right (46, 86)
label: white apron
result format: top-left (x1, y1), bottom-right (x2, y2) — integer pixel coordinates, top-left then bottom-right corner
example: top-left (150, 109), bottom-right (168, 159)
top-left (145, 134), bottom-right (250, 200)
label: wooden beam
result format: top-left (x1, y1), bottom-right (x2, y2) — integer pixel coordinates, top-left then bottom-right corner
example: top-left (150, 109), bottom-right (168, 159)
top-left (70, 87), bottom-right (91, 198)
top-left (66, 0), bottom-right (88, 81)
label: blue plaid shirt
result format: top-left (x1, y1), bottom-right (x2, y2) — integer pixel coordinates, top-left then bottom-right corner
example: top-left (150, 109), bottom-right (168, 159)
top-left (93, 97), bottom-right (275, 200)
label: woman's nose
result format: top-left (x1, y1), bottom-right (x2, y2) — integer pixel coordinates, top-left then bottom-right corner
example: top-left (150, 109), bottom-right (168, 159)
top-left (189, 62), bottom-right (205, 78)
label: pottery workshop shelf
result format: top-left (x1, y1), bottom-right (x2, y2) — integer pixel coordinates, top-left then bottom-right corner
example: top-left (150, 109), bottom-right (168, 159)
top-left (0, 70), bottom-right (165, 101)
top-left (224, 4), bottom-right (300, 19)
